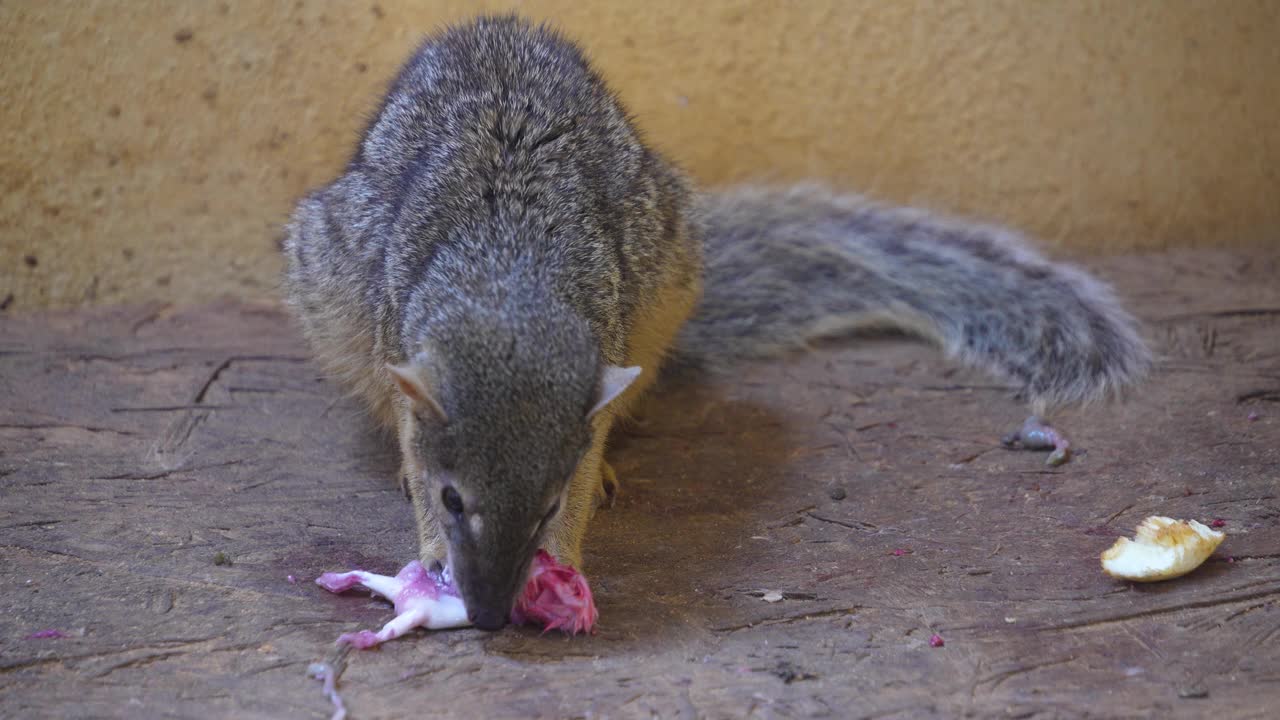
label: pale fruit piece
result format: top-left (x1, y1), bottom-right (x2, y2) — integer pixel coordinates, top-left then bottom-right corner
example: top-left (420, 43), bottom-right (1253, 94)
top-left (1101, 516), bottom-right (1225, 582)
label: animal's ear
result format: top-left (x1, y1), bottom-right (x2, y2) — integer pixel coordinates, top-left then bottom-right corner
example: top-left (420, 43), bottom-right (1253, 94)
top-left (386, 362), bottom-right (448, 423)
top-left (589, 365), bottom-right (642, 418)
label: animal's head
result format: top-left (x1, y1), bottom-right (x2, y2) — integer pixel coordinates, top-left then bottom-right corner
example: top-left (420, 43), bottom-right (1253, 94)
top-left (386, 319), bottom-right (638, 630)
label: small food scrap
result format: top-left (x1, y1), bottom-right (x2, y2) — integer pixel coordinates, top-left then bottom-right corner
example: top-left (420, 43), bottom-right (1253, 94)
top-left (761, 590), bottom-right (784, 603)
top-left (1209, 518), bottom-right (1226, 529)
top-left (1101, 516), bottom-right (1225, 582)
top-left (1001, 415), bottom-right (1072, 466)
top-left (317, 549), bottom-right (596, 648)
top-left (929, 634), bottom-right (944, 647)
top-left (26, 629), bottom-right (65, 639)
top-left (1177, 685), bottom-right (1209, 699)
top-left (308, 662), bottom-right (347, 720)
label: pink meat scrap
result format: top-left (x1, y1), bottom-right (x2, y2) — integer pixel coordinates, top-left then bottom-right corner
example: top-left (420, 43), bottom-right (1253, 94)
top-left (316, 549), bottom-right (596, 648)
top-left (511, 549), bottom-right (598, 634)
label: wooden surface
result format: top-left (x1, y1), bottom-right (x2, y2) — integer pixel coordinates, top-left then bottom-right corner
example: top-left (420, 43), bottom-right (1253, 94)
top-left (2, 248), bottom-right (1278, 719)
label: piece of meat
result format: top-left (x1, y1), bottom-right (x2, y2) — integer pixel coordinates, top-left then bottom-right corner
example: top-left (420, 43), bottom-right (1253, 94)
top-left (316, 560), bottom-right (468, 648)
top-left (510, 549), bottom-right (598, 634)
top-left (316, 549), bottom-right (596, 648)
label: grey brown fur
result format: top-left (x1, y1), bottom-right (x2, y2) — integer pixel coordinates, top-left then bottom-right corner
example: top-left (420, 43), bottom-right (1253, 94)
top-left (683, 185), bottom-right (1150, 416)
top-left (283, 16), bottom-right (1149, 628)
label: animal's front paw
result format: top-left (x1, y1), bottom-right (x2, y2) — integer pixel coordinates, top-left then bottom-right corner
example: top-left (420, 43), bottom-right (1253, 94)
top-left (417, 542), bottom-right (446, 571)
top-left (597, 460), bottom-right (619, 509)
top-left (542, 534), bottom-right (584, 573)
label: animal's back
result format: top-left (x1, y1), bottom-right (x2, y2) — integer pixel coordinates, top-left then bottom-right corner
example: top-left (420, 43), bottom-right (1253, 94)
top-left (284, 16), bottom-right (700, 426)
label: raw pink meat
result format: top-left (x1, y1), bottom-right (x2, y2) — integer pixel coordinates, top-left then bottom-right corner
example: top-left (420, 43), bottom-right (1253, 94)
top-left (511, 549), bottom-right (598, 635)
top-left (316, 549), bottom-right (596, 648)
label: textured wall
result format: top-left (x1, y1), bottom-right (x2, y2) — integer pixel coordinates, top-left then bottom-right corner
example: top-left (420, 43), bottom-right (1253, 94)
top-left (2, 0), bottom-right (1278, 309)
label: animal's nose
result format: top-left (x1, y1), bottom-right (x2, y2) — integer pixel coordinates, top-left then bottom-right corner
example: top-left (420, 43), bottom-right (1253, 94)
top-left (469, 607), bottom-right (509, 631)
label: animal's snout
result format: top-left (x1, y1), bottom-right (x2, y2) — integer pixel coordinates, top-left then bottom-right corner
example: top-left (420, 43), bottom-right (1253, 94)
top-left (468, 606), bottom-right (509, 631)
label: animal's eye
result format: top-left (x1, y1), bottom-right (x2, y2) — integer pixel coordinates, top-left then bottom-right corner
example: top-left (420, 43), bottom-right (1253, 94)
top-left (441, 486), bottom-right (464, 516)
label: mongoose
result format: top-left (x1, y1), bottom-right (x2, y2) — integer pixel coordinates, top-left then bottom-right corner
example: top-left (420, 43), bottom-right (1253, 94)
top-left (283, 16), bottom-right (1150, 630)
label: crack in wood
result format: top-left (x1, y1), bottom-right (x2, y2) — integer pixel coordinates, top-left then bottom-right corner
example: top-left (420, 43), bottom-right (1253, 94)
top-left (710, 606), bottom-right (862, 633)
top-left (0, 636), bottom-right (227, 674)
top-left (128, 303), bottom-right (174, 335)
top-left (0, 422), bottom-right (138, 435)
top-left (112, 404), bottom-right (238, 412)
top-left (1237, 388), bottom-right (1280, 404)
top-left (0, 519), bottom-right (61, 530)
top-left (974, 656), bottom-right (1079, 692)
top-left (806, 512), bottom-right (878, 532)
top-left (90, 458), bottom-right (247, 481)
top-left (89, 649), bottom-right (188, 679)
top-left (1039, 584), bottom-right (1280, 632)
top-left (1158, 307), bottom-right (1280, 323)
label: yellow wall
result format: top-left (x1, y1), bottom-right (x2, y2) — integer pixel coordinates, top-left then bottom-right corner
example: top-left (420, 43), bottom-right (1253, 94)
top-left (3, 1), bottom-right (1277, 309)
